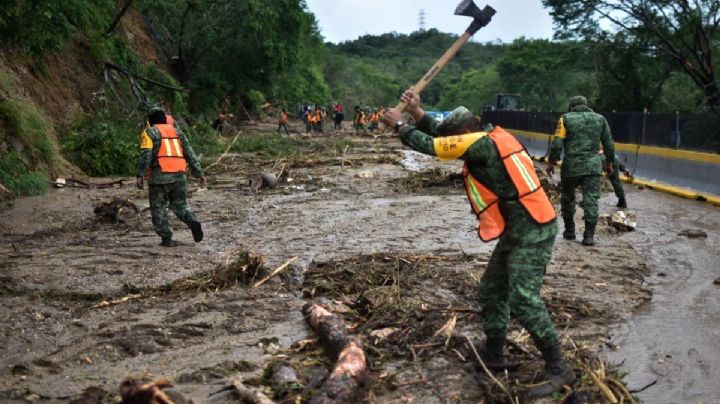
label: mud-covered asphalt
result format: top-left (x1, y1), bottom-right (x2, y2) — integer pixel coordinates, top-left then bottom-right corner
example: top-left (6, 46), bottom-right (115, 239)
top-left (604, 187), bottom-right (720, 403)
top-left (0, 130), bottom-right (679, 402)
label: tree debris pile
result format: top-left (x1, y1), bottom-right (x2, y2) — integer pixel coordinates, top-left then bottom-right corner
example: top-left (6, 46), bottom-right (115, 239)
top-left (160, 249), bottom-right (265, 294)
top-left (393, 167), bottom-right (464, 191)
top-left (535, 167), bottom-right (562, 204)
top-left (93, 197), bottom-right (138, 223)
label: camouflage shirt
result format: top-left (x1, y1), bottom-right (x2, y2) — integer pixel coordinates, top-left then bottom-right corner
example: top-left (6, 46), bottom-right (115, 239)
top-left (549, 105), bottom-right (615, 177)
top-left (136, 126), bottom-right (204, 185)
top-left (399, 115), bottom-right (556, 244)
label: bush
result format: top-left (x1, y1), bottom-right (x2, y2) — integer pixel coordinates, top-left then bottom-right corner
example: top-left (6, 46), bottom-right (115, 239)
top-left (63, 110), bottom-right (139, 176)
top-left (0, 152), bottom-right (48, 196)
top-left (180, 118), bottom-right (224, 163)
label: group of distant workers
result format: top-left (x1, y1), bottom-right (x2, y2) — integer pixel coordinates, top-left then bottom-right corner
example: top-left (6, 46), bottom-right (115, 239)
top-left (277, 102), bottom-right (387, 135)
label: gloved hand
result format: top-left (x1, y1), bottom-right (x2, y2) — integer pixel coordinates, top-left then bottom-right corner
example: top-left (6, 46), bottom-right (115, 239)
top-left (545, 163), bottom-right (555, 176)
top-left (136, 177), bottom-right (144, 190)
top-left (197, 176), bottom-right (207, 188)
top-left (603, 161), bottom-right (614, 175)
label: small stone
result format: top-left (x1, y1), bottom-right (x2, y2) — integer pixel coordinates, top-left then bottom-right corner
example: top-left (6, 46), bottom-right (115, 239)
top-left (678, 229), bottom-right (708, 239)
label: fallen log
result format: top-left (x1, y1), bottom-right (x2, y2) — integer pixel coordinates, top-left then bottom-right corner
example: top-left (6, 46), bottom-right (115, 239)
top-left (302, 303), bottom-right (368, 404)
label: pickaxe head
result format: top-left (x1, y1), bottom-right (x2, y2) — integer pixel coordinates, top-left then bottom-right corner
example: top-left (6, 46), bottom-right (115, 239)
top-left (455, 0), bottom-right (496, 35)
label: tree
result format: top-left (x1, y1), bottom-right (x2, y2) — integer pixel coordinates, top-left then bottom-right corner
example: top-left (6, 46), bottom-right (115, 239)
top-left (543, 0), bottom-right (720, 110)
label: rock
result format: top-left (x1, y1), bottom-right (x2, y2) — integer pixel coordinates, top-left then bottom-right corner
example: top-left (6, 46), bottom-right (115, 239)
top-left (608, 210), bottom-right (636, 231)
top-left (355, 171), bottom-right (374, 179)
top-left (271, 364), bottom-right (299, 388)
top-left (249, 173), bottom-right (278, 192)
top-left (369, 327), bottom-right (401, 343)
top-left (713, 277), bottom-right (720, 286)
top-left (55, 178), bottom-right (66, 188)
top-left (678, 229), bottom-right (708, 239)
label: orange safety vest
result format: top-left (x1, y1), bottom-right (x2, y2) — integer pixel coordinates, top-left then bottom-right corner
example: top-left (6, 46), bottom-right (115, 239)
top-left (315, 110), bottom-right (323, 122)
top-left (463, 126), bottom-right (556, 242)
top-left (155, 124), bottom-right (187, 174)
top-left (280, 111), bottom-right (288, 124)
top-left (356, 112), bottom-right (366, 125)
top-left (370, 112), bottom-right (379, 122)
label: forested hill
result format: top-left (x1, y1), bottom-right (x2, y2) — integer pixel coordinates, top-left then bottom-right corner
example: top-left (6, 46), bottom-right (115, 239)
top-left (323, 30), bottom-right (504, 111)
top-left (324, 29), bottom-right (704, 114)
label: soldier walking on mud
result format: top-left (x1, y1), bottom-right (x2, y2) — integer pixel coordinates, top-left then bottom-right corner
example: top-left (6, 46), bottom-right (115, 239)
top-left (383, 89), bottom-right (575, 399)
top-left (609, 154), bottom-right (630, 208)
top-left (136, 108), bottom-right (206, 247)
top-left (277, 109), bottom-right (290, 135)
top-left (353, 106), bottom-right (368, 135)
top-left (546, 96), bottom-right (615, 246)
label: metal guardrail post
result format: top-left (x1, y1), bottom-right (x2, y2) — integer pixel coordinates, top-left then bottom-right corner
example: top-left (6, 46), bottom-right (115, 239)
top-left (641, 108), bottom-right (648, 145)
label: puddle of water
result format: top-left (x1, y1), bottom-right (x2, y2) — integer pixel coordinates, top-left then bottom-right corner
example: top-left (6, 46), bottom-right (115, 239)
top-left (399, 150), bottom-right (438, 172)
top-left (604, 187), bottom-right (720, 403)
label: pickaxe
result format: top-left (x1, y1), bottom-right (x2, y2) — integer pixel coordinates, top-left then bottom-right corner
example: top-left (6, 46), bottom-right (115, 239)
top-left (396, 0), bottom-right (496, 111)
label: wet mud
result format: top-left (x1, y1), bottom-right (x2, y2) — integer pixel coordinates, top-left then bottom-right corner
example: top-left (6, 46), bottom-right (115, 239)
top-left (0, 131), bottom-right (655, 402)
top-left (604, 188), bottom-right (720, 403)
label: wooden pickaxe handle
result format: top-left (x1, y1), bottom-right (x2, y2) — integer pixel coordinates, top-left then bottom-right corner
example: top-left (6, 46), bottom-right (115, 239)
top-left (396, 31), bottom-right (473, 112)
top-left (395, 2), bottom-right (496, 112)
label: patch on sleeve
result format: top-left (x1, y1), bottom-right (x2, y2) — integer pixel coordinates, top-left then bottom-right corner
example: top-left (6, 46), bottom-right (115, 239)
top-left (139, 130), bottom-right (153, 149)
top-left (554, 117), bottom-right (566, 139)
top-left (433, 132), bottom-right (486, 160)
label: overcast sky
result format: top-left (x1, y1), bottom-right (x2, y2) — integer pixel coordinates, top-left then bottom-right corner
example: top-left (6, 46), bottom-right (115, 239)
top-left (305, 0), bottom-right (556, 44)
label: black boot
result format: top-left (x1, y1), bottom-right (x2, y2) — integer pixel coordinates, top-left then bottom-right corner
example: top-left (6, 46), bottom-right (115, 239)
top-left (523, 343), bottom-right (575, 399)
top-left (160, 237), bottom-right (179, 247)
top-left (616, 198), bottom-right (627, 208)
top-left (582, 221), bottom-right (596, 246)
top-left (477, 336), bottom-right (519, 372)
top-left (188, 220), bottom-right (203, 242)
top-left (562, 218), bottom-right (575, 240)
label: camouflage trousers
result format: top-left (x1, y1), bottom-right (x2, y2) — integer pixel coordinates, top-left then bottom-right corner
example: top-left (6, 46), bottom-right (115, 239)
top-left (149, 180), bottom-right (198, 239)
top-left (560, 174), bottom-right (602, 224)
top-left (354, 123), bottom-right (367, 135)
top-left (478, 236), bottom-right (559, 348)
top-left (609, 161), bottom-right (625, 200)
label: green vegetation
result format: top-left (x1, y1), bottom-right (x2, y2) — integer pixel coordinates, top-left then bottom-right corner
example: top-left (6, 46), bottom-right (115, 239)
top-left (62, 110), bottom-right (139, 177)
top-left (0, 99), bottom-right (56, 165)
top-left (0, 152), bottom-right (47, 196)
top-left (231, 133), bottom-right (306, 159)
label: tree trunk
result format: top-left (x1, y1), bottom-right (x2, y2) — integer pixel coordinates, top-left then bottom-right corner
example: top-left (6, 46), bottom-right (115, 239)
top-left (302, 303), bottom-right (368, 404)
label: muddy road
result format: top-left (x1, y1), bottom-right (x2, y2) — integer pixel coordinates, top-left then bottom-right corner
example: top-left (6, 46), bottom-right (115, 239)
top-left (605, 188), bottom-right (720, 403)
top-left (0, 129), bottom-right (691, 402)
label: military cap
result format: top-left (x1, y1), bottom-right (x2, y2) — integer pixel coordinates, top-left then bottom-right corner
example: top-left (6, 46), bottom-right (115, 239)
top-left (437, 106), bottom-right (474, 135)
top-left (568, 96), bottom-right (588, 108)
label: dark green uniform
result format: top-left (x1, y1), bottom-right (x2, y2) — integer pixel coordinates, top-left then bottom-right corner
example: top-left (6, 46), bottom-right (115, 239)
top-left (549, 96), bottom-right (614, 237)
top-left (399, 112), bottom-right (560, 350)
top-left (136, 126), bottom-right (203, 240)
top-left (609, 155), bottom-right (626, 201)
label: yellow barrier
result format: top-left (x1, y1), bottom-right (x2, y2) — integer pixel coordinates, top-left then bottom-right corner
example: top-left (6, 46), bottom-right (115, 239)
top-left (512, 129), bottom-right (720, 164)
top-left (517, 130), bottom-right (720, 207)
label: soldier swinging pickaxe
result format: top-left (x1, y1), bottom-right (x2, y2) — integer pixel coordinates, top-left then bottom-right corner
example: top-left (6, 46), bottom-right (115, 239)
top-left (395, 0), bottom-right (496, 111)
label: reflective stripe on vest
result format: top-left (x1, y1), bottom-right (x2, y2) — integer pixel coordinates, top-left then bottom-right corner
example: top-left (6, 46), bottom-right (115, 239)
top-left (462, 126), bottom-right (556, 242)
top-left (155, 124), bottom-right (187, 174)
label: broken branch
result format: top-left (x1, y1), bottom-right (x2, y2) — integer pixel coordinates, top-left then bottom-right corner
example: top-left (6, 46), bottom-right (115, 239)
top-left (252, 256), bottom-right (298, 288)
top-left (465, 335), bottom-right (515, 403)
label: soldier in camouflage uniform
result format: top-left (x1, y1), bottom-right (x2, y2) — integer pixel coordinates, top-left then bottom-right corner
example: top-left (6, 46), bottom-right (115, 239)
top-left (609, 155), bottom-right (630, 208)
top-left (136, 108), bottom-right (206, 247)
top-left (547, 96), bottom-right (615, 246)
top-left (383, 89), bottom-right (574, 398)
